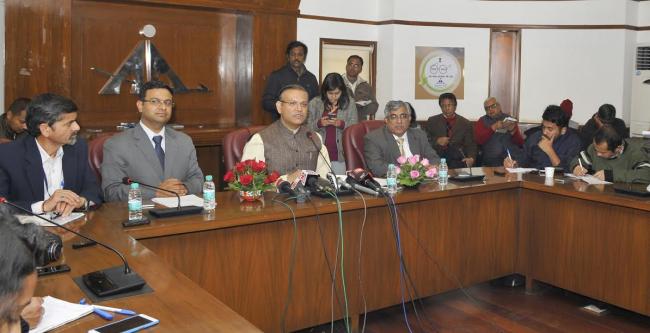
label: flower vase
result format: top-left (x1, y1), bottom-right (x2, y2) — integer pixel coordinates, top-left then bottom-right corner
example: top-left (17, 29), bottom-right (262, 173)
top-left (239, 190), bottom-right (263, 202)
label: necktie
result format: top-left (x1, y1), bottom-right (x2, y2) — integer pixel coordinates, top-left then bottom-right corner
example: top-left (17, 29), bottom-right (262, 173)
top-left (153, 135), bottom-right (165, 170)
top-left (396, 137), bottom-right (405, 156)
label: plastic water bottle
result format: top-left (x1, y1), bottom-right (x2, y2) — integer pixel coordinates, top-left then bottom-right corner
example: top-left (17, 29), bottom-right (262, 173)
top-left (203, 175), bottom-right (216, 211)
top-left (386, 163), bottom-right (398, 195)
top-left (128, 182), bottom-right (143, 221)
top-left (438, 158), bottom-right (448, 186)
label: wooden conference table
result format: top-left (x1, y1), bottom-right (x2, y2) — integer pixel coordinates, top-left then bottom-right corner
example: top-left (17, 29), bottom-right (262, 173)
top-left (40, 168), bottom-right (650, 332)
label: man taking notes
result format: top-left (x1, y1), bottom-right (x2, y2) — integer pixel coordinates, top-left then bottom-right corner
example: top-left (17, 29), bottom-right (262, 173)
top-left (101, 80), bottom-right (204, 201)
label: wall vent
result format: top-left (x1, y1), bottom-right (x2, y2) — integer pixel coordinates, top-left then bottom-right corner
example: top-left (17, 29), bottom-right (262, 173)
top-left (637, 46), bottom-right (650, 70)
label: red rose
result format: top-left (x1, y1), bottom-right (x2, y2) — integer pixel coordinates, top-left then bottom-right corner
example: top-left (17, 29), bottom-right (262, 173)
top-left (235, 162), bottom-right (245, 174)
top-left (223, 171), bottom-right (235, 182)
top-left (239, 174), bottom-right (253, 186)
top-left (252, 160), bottom-right (266, 173)
top-left (244, 159), bottom-right (255, 167)
top-left (263, 176), bottom-right (273, 184)
top-left (268, 171), bottom-right (280, 182)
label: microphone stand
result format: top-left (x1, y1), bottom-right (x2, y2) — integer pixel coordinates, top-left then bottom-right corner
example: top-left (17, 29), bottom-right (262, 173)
top-left (123, 178), bottom-right (203, 218)
top-left (0, 198), bottom-right (146, 298)
top-left (306, 131), bottom-right (354, 195)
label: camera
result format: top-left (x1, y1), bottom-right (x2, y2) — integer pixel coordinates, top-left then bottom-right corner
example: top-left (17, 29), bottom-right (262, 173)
top-left (3, 213), bottom-right (63, 266)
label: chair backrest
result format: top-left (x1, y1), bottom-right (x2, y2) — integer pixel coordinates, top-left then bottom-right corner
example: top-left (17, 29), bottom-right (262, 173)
top-left (342, 120), bottom-right (384, 171)
top-left (223, 126), bottom-right (266, 171)
top-left (88, 134), bottom-right (115, 183)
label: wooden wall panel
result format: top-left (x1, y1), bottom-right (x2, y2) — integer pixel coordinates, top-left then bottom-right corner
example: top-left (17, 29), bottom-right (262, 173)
top-left (71, 1), bottom-right (238, 128)
top-left (5, 0), bottom-right (72, 106)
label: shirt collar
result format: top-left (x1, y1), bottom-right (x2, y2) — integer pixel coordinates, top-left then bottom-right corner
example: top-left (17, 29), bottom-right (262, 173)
top-left (35, 138), bottom-right (64, 163)
top-left (140, 121), bottom-right (166, 142)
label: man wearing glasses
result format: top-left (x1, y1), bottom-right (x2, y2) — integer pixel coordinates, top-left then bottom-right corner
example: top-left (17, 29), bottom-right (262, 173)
top-left (101, 80), bottom-right (204, 201)
top-left (364, 100), bottom-right (439, 177)
top-left (474, 97), bottom-right (524, 166)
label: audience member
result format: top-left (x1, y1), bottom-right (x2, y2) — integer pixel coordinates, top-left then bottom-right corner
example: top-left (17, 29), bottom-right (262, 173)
top-left (262, 41), bottom-right (319, 120)
top-left (307, 73), bottom-right (358, 174)
top-left (364, 100), bottom-right (439, 177)
top-left (524, 98), bottom-right (578, 137)
top-left (424, 93), bottom-right (477, 168)
top-left (504, 105), bottom-right (581, 171)
top-left (0, 94), bottom-right (101, 215)
top-left (579, 103), bottom-right (628, 150)
top-left (243, 84), bottom-right (330, 179)
top-left (571, 126), bottom-right (650, 183)
top-left (101, 81), bottom-right (203, 202)
top-left (474, 97), bottom-right (524, 166)
top-left (0, 98), bottom-right (30, 141)
top-left (342, 55), bottom-right (378, 120)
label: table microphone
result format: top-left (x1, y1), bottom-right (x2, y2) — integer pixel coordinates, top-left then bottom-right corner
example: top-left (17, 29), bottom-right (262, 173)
top-left (122, 177), bottom-right (203, 218)
top-left (349, 168), bottom-right (384, 194)
top-left (276, 179), bottom-right (297, 196)
top-left (345, 176), bottom-right (380, 196)
top-left (0, 197), bottom-right (146, 298)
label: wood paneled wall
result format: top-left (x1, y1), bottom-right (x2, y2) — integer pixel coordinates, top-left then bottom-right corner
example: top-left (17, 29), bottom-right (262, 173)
top-left (5, 0), bottom-right (300, 129)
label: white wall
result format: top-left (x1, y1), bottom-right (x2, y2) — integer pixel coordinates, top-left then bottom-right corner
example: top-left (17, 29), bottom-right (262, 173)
top-left (299, 0), bottom-right (645, 123)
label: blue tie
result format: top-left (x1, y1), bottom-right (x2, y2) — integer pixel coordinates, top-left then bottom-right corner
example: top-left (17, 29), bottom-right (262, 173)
top-left (152, 135), bottom-right (165, 170)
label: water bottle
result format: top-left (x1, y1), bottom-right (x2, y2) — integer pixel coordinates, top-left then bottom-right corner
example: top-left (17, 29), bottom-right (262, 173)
top-left (386, 163), bottom-right (398, 195)
top-left (438, 158), bottom-right (448, 186)
top-left (128, 182), bottom-right (143, 221)
top-left (203, 175), bottom-right (216, 211)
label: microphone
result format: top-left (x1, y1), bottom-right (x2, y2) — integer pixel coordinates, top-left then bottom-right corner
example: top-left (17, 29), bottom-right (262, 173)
top-left (122, 177), bottom-right (203, 218)
top-left (0, 197), bottom-right (146, 298)
top-left (306, 131), bottom-right (341, 191)
top-left (345, 176), bottom-right (380, 196)
top-left (349, 168), bottom-right (384, 194)
top-left (306, 174), bottom-right (335, 193)
top-left (276, 179), bottom-right (297, 196)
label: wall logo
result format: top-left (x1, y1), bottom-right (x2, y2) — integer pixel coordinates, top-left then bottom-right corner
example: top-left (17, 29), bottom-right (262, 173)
top-left (415, 47), bottom-right (464, 99)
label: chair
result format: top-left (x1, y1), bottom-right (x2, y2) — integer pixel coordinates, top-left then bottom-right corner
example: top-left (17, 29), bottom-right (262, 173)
top-left (88, 134), bottom-right (115, 183)
top-left (223, 126), bottom-right (265, 171)
top-left (342, 120), bottom-right (384, 171)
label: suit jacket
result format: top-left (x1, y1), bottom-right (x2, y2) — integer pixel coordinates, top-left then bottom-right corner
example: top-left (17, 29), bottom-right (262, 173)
top-left (424, 114), bottom-right (477, 168)
top-left (101, 124), bottom-right (204, 202)
top-left (364, 126), bottom-right (440, 177)
top-left (0, 136), bottom-right (102, 211)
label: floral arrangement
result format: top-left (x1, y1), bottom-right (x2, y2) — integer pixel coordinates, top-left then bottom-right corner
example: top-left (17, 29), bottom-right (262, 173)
top-left (395, 154), bottom-right (437, 187)
top-left (223, 159), bottom-right (280, 192)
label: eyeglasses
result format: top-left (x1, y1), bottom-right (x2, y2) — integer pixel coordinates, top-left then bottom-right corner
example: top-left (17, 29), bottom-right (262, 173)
top-left (279, 100), bottom-right (308, 109)
top-left (143, 99), bottom-right (175, 108)
top-left (484, 103), bottom-right (498, 111)
top-left (387, 113), bottom-right (411, 121)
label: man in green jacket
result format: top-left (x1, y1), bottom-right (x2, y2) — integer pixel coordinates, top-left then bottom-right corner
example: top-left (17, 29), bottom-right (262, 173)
top-left (570, 125), bottom-right (650, 183)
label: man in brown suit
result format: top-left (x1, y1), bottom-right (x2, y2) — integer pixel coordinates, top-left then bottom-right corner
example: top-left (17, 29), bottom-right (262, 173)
top-left (423, 93), bottom-right (477, 169)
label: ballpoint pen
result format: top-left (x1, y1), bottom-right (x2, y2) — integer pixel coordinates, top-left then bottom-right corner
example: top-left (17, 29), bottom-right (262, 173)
top-left (80, 298), bottom-right (113, 320)
top-left (93, 305), bottom-right (137, 316)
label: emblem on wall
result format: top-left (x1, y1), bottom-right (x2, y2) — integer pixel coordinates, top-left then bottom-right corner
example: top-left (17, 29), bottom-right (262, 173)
top-left (91, 24), bottom-right (209, 95)
top-left (415, 47), bottom-right (464, 99)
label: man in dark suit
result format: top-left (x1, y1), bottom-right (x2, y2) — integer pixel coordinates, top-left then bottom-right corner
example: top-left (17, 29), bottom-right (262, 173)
top-left (364, 100), bottom-right (440, 176)
top-left (0, 93), bottom-right (102, 216)
top-left (101, 80), bottom-right (204, 202)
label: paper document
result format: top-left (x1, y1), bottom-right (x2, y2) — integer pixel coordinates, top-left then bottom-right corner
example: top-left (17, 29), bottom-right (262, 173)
top-left (151, 194), bottom-right (204, 208)
top-left (506, 168), bottom-right (537, 174)
top-left (29, 296), bottom-right (93, 333)
top-left (355, 100), bottom-right (372, 106)
top-left (17, 212), bottom-right (85, 227)
top-left (373, 177), bottom-right (387, 187)
top-left (566, 174), bottom-right (612, 185)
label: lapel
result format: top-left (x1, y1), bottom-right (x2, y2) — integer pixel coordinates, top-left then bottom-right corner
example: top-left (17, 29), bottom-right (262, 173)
top-left (24, 137), bottom-right (46, 200)
top-left (406, 129), bottom-right (419, 156)
top-left (62, 144), bottom-right (76, 191)
top-left (133, 124), bottom-right (165, 178)
top-left (383, 127), bottom-right (402, 160)
top-left (163, 128), bottom-right (178, 179)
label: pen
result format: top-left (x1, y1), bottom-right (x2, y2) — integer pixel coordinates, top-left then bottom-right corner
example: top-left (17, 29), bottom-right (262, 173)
top-left (80, 298), bottom-right (113, 320)
top-left (506, 148), bottom-right (512, 161)
top-left (578, 158), bottom-right (584, 172)
top-left (93, 305), bottom-right (137, 316)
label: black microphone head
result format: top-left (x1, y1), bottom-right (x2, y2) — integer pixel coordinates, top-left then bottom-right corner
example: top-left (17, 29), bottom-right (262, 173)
top-left (276, 179), bottom-right (296, 196)
top-left (122, 177), bottom-right (132, 185)
top-left (351, 168), bottom-right (382, 192)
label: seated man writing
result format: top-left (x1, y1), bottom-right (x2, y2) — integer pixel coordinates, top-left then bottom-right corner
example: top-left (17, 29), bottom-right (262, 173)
top-left (504, 105), bottom-right (581, 171)
top-left (364, 100), bottom-right (440, 177)
top-left (570, 125), bottom-right (650, 183)
top-left (242, 84), bottom-right (330, 180)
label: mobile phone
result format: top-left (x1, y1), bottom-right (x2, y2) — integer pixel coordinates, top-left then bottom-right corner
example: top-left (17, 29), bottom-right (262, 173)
top-left (88, 314), bottom-right (159, 333)
top-left (504, 116), bottom-right (517, 123)
top-left (37, 264), bottom-right (71, 277)
top-left (122, 218), bottom-right (150, 228)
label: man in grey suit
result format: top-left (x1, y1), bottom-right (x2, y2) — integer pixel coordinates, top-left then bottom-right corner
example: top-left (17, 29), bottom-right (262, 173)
top-left (364, 100), bottom-right (440, 176)
top-left (101, 81), bottom-right (204, 202)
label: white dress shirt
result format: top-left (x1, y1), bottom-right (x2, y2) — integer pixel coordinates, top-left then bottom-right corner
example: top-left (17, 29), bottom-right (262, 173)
top-left (140, 121), bottom-right (166, 152)
top-left (31, 140), bottom-right (65, 214)
top-left (393, 133), bottom-right (414, 158)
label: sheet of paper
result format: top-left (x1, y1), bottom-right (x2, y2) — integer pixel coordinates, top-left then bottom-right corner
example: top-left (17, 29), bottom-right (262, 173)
top-left (355, 100), bottom-right (372, 106)
top-left (151, 194), bottom-right (204, 208)
top-left (566, 174), bottom-right (612, 185)
top-left (506, 168), bottom-right (537, 173)
top-left (29, 296), bottom-right (93, 333)
top-left (373, 177), bottom-right (387, 187)
top-left (17, 212), bottom-right (85, 227)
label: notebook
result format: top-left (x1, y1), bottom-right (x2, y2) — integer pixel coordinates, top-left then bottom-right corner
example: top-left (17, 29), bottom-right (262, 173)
top-left (29, 296), bottom-right (94, 333)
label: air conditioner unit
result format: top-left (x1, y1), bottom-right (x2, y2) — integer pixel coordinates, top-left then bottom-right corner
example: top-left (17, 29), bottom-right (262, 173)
top-left (630, 44), bottom-right (650, 137)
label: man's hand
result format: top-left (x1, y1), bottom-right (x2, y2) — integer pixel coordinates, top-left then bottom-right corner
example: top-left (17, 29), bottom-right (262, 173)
top-left (504, 121), bottom-right (517, 132)
top-left (503, 157), bottom-right (517, 169)
top-left (593, 170), bottom-right (605, 180)
top-left (573, 165), bottom-right (588, 176)
top-left (436, 137), bottom-right (450, 146)
top-left (43, 189), bottom-right (82, 215)
top-left (21, 297), bottom-right (44, 328)
top-left (491, 120), bottom-right (504, 131)
top-left (594, 115), bottom-right (604, 129)
top-left (538, 134), bottom-right (554, 154)
top-left (462, 157), bottom-right (475, 167)
top-left (156, 178), bottom-right (188, 197)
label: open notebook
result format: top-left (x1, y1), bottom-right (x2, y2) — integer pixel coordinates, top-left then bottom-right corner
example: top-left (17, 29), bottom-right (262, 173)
top-left (30, 296), bottom-right (93, 333)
